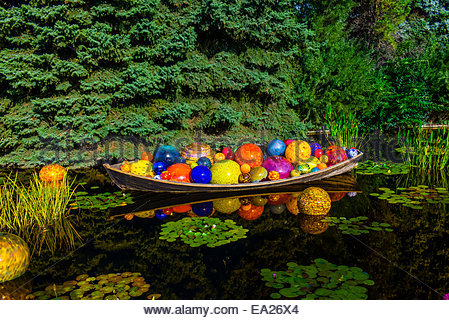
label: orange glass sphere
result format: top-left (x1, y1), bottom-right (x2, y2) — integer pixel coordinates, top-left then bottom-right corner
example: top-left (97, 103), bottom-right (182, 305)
top-left (39, 164), bottom-right (65, 182)
top-left (124, 213), bottom-right (134, 220)
top-left (329, 192), bottom-right (346, 202)
top-left (267, 193), bottom-right (291, 205)
top-left (167, 163), bottom-right (191, 183)
top-left (234, 143), bottom-right (264, 168)
top-left (172, 204), bottom-right (192, 213)
top-left (268, 171), bottom-right (280, 181)
top-left (286, 196), bottom-right (299, 215)
top-left (238, 204), bottom-right (264, 220)
top-left (317, 163), bottom-right (327, 170)
top-left (120, 161), bottom-right (131, 172)
top-left (240, 163), bottom-right (251, 174)
top-left (285, 140), bottom-right (311, 164)
top-left (214, 153), bottom-right (226, 161)
top-left (141, 151), bottom-right (153, 162)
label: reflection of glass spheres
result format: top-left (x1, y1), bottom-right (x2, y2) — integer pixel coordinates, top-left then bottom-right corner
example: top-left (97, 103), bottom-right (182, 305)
top-left (238, 204), bottom-right (264, 220)
top-left (0, 278), bottom-right (31, 300)
top-left (298, 213), bottom-right (330, 235)
top-left (329, 192), bottom-right (346, 202)
top-left (213, 198), bottom-right (241, 214)
top-left (181, 142), bottom-right (215, 165)
top-left (234, 143), bottom-right (264, 168)
top-left (191, 202), bottom-right (214, 217)
top-left (298, 187), bottom-right (331, 215)
top-left (286, 196), bottom-right (299, 215)
top-left (154, 145), bottom-right (181, 167)
top-left (0, 233), bottom-right (30, 283)
top-left (210, 160), bottom-right (241, 184)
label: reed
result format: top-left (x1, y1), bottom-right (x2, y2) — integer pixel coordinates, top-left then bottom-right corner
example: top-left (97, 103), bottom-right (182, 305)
top-left (399, 123), bottom-right (449, 174)
top-left (0, 172), bottom-right (80, 256)
top-left (324, 106), bottom-right (367, 149)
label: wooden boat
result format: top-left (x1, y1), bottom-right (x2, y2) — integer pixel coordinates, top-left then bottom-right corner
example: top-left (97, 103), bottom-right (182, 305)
top-left (103, 153), bottom-right (363, 193)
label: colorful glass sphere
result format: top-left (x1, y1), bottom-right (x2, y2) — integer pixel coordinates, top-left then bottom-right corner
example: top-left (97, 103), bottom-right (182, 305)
top-left (310, 167), bottom-right (319, 173)
top-left (250, 166), bottom-right (268, 183)
top-left (262, 156), bottom-right (294, 179)
top-left (298, 187), bottom-right (331, 216)
top-left (268, 193), bottom-right (291, 205)
top-left (347, 148), bottom-right (359, 159)
top-left (320, 155), bottom-right (329, 163)
top-left (181, 142), bottom-right (214, 165)
top-left (162, 207), bottom-right (174, 215)
top-left (210, 160), bottom-right (241, 184)
top-left (283, 139), bottom-right (294, 146)
top-left (190, 165), bottom-right (212, 184)
top-left (172, 204), bottom-right (192, 214)
top-left (238, 173), bottom-right (252, 183)
top-left (190, 162), bottom-right (198, 169)
top-left (197, 156), bottom-right (212, 168)
top-left (152, 161), bottom-right (167, 175)
top-left (329, 192), bottom-right (346, 202)
top-left (268, 171), bottom-right (280, 180)
top-left (267, 139), bottom-right (286, 157)
top-left (120, 161), bottom-right (131, 172)
top-left (309, 143), bottom-right (322, 154)
top-left (270, 204), bottom-right (286, 214)
top-left (213, 197), bottom-right (241, 214)
top-left (234, 143), bottom-right (264, 168)
top-left (155, 210), bottom-right (168, 220)
top-left (214, 153), bottom-right (226, 162)
top-left (296, 163), bottom-right (310, 174)
top-left (141, 151), bottom-right (153, 162)
top-left (317, 163), bottom-right (327, 170)
top-left (325, 146), bottom-right (348, 165)
top-left (160, 171), bottom-right (172, 180)
top-left (285, 140), bottom-right (311, 164)
top-left (298, 213), bottom-right (330, 235)
top-left (250, 196), bottom-right (268, 206)
top-left (131, 160), bottom-right (153, 176)
top-left (238, 204), bottom-right (264, 220)
top-left (39, 164), bottom-right (65, 182)
top-left (0, 233), bottom-right (30, 283)
top-left (286, 196), bottom-right (299, 215)
top-left (290, 169), bottom-right (301, 177)
top-left (192, 202), bottom-right (214, 217)
top-left (222, 147), bottom-right (234, 160)
top-left (154, 145), bottom-right (180, 167)
top-left (240, 163), bottom-right (251, 174)
top-left (313, 149), bottom-right (324, 159)
top-left (167, 163), bottom-right (191, 183)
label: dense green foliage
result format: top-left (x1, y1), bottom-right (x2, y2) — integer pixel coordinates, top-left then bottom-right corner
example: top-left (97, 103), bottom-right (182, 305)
top-left (0, 0), bottom-right (448, 166)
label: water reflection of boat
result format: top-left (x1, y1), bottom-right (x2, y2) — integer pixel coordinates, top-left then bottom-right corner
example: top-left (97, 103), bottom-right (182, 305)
top-left (103, 153), bottom-right (363, 192)
top-left (121, 173), bottom-right (360, 214)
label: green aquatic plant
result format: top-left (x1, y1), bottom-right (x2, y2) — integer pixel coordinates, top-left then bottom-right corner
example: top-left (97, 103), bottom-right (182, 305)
top-left (355, 160), bottom-right (409, 175)
top-left (324, 106), bottom-right (368, 149)
top-left (70, 190), bottom-right (134, 210)
top-left (321, 216), bottom-right (393, 235)
top-left (27, 272), bottom-right (160, 300)
top-left (159, 217), bottom-right (248, 248)
top-left (399, 125), bottom-right (449, 173)
top-left (261, 259), bottom-right (374, 300)
top-left (369, 186), bottom-right (449, 209)
top-left (0, 172), bottom-right (80, 255)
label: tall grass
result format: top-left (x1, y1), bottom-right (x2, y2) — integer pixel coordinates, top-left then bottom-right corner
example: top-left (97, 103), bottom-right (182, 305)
top-left (399, 123), bottom-right (449, 173)
top-left (324, 106), bottom-right (368, 149)
top-left (0, 172), bottom-right (80, 256)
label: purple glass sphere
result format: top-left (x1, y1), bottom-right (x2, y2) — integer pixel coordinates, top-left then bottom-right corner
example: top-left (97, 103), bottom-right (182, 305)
top-left (262, 156), bottom-right (294, 179)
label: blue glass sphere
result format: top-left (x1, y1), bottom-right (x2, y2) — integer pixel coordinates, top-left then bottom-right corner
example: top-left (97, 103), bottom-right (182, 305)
top-left (197, 156), bottom-right (212, 168)
top-left (190, 165), bottom-right (212, 184)
top-left (347, 148), bottom-right (358, 159)
top-left (154, 145), bottom-right (180, 167)
top-left (155, 210), bottom-right (168, 220)
top-left (267, 139), bottom-right (286, 157)
top-left (310, 143), bottom-right (322, 155)
top-left (192, 202), bottom-right (214, 217)
top-left (152, 161), bottom-right (167, 175)
top-left (310, 167), bottom-right (319, 172)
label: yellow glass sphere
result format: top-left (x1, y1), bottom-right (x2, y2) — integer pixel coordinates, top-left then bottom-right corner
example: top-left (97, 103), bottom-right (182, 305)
top-left (213, 197), bottom-right (242, 214)
top-left (284, 140), bottom-right (311, 164)
top-left (0, 233), bottom-right (30, 283)
top-left (130, 160), bottom-right (153, 176)
top-left (298, 187), bottom-right (331, 215)
top-left (210, 160), bottom-right (241, 184)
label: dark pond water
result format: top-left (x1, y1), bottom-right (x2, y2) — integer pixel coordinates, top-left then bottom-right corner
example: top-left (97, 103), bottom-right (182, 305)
top-left (2, 166), bottom-right (449, 300)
